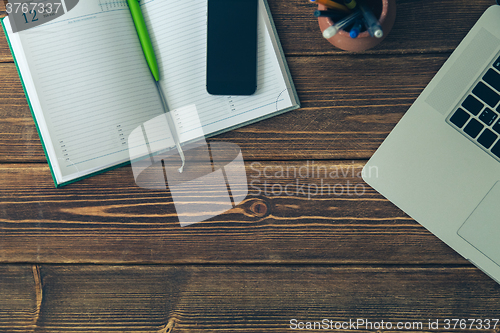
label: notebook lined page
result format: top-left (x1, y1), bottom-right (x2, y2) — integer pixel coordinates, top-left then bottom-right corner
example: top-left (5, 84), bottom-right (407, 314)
top-left (17, 2), bottom-right (166, 182)
top-left (141, 0), bottom-right (294, 142)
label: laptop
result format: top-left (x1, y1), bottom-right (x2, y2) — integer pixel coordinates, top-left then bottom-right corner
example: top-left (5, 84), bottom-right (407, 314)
top-left (362, 5), bottom-right (500, 284)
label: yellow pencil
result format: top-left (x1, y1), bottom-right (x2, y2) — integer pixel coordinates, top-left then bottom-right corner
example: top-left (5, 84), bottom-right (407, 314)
top-left (310, 0), bottom-right (350, 12)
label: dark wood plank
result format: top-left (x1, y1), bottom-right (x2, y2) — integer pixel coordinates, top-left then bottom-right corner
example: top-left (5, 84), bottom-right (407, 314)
top-left (0, 265), bottom-right (38, 331)
top-left (0, 1), bottom-right (497, 330)
top-left (0, 0), bottom-right (494, 62)
top-left (0, 0), bottom-right (9, 62)
top-left (0, 53), bottom-right (446, 162)
top-left (3, 264), bottom-right (497, 332)
top-left (0, 161), bottom-right (465, 264)
top-left (1, 1), bottom-right (497, 331)
top-left (268, 0), bottom-right (492, 55)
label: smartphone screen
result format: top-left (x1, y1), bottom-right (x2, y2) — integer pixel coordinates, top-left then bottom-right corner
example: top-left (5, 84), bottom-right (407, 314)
top-left (206, 0), bottom-right (258, 95)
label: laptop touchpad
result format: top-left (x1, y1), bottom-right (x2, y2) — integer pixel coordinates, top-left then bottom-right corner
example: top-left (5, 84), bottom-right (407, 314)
top-left (425, 28), bottom-right (499, 115)
top-left (458, 181), bottom-right (500, 266)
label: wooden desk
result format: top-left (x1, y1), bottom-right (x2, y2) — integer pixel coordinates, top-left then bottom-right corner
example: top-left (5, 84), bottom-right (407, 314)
top-left (2, 0), bottom-right (500, 331)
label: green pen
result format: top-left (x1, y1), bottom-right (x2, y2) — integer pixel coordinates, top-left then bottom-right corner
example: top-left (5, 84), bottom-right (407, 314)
top-left (127, 0), bottom-right (186, 172)
top-left (127, 0), bottom-right (160, 81)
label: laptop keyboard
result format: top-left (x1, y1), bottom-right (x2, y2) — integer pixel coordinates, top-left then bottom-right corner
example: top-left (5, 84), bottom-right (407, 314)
top-left (448, 54), bottom-right (500, 160)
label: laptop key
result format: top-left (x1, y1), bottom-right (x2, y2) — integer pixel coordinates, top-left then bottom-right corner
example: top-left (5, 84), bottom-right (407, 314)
top-left (493, 120), bottom-right (500, 134)
top-left (463, 118), bottom-right (484, 138)
top-left (478, 108), bottom-right (498, 126)
top-left (492, 141), bottom-right (500, 159)
top-left (477, 128), bottom-right (498, 149)
top-left (473, 82), bottom-right (500, 107)
top-left (450, 108), bottom-right (470, 128)
top-left (494, 55), bottom-right (500, 71)
top-left (462, 95), bottom-right (483, 115)
top-left (483, 69), bottom-right (500, 92)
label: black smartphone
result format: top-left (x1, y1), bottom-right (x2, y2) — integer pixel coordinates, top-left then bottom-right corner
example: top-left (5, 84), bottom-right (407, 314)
top-left (206, 0), bottom-right (258, 95)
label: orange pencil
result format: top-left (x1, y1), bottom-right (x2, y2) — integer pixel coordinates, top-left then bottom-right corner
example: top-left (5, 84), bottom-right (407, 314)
top-left (309, 0), bottom-right (350, 12)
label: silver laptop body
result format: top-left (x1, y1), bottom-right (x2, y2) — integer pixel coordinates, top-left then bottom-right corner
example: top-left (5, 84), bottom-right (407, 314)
top-left (363, 5), bottom-right (500, 284)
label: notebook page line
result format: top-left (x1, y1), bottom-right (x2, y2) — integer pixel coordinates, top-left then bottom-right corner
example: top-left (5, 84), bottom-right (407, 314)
top-left (17, 7), bottom-right (165, 178)
top-left (47, 79), bottom-right (143, 110)
top-left (51, 100), bottom-right (160, 131)
top-left (141, 0), bottom-right (293, 142)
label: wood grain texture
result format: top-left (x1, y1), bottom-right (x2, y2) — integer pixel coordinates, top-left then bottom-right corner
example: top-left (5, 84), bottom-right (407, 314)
top-left (1, 0), bottom-right (9, 62)
top-left (0, 0), bottom-right (494, 62)
top-left (0, 161), bottom-right (465, 264)
top-left (0, 265), bottom-right (38, 331)
top-left (1, 265), bottom-right (499, 332)
top-left (267, 0), bottom-right (493, 55)
top-left (0, 54), bottom-right (446, 162)
top-left (1, 0), bottom-right (500, 329)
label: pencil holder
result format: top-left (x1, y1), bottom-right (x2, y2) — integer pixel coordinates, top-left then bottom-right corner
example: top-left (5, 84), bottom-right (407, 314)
top-left (318, 0), bottom-right (396, 52)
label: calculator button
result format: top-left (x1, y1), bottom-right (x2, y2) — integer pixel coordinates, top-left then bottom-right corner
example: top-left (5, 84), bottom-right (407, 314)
top-left (450, 108), bottom-right (470, 128)
top-left (477, 128), bottom-right (498, 149)
top-left (473, 82), bottom-right (500, 107)
top-left (461, 95), bottom-right (483, 115)
top-left (478, 108), bottom-right (498, 126)
top-left (463, 118), bottom-right (484, 138)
